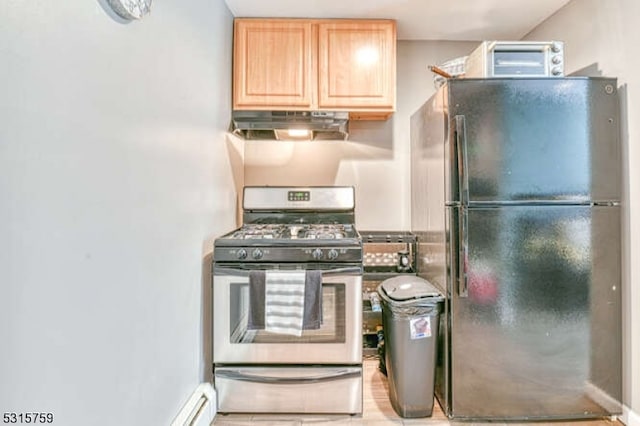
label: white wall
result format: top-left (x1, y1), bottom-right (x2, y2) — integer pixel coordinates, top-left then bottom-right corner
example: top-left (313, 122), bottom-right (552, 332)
top-left (525, 0), bottom-right (639, 422)
top-left (244, 40), bottom-right (477, 230)
top-left (0, 1), bottom-right (237, 425)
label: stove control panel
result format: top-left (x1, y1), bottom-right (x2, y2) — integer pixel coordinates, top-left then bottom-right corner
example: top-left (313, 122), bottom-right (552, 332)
top-left (214, 246), bottom-right (362, 263)
top-left (288, 190), bottom-right (310, 202)
top-left (243, 186), bottom-right (355, 210)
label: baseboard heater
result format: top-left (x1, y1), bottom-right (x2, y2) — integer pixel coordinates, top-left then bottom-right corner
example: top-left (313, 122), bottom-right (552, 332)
top-left (171, 383), bottom-right (216, 426)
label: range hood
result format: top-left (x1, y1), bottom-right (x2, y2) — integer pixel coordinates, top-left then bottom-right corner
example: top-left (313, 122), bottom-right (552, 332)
top-left (231, 111), bottom-right (349, 141)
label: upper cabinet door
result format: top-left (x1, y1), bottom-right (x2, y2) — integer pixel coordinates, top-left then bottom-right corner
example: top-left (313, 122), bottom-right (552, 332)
top-left (234, 19), bottom-right (315, 109)
top-left (317, 20), bottom-right (396, 111)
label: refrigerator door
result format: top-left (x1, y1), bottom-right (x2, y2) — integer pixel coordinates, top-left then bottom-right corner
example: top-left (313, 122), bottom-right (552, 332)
top-left (447, 78), bottom-right (620, 205)
top-left (449, 204), bottom-right (621, 420)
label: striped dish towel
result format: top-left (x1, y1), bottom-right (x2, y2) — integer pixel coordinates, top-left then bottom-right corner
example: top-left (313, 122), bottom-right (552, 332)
top-left (264, 270), bottom-right (306, 336)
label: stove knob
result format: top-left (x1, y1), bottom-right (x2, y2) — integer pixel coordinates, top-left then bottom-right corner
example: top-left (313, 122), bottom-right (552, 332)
top-left (327, 249), bottom-right (339, 260)
top-left (252, 248), bottom-right (263, 260)
top-left (237, 249), bottom-right (248, 260)
top-left (312, 248), bottom-right (324, 260)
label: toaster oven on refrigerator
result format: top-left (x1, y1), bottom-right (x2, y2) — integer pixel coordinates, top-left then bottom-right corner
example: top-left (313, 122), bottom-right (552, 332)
top-left (464, 41), bottom-right (564, 78)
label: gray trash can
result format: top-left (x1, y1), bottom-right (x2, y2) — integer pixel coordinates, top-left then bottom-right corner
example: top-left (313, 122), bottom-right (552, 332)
top-left (378, 276), bottom-right (444, 418)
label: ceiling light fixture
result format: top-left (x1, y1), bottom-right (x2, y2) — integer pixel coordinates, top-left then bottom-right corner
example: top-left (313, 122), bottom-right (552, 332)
top-left (106, 0), bottom-right (152, 21)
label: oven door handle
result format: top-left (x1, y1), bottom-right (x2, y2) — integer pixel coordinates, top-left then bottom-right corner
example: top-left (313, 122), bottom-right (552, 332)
top-left (216, 368), bottom-right (361, 384)
top-left (213, 266), bottom-right (363, 277)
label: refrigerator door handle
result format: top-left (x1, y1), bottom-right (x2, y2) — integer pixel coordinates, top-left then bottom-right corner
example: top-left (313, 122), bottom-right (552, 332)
top-left (458, 206), bottom-right (469, 297)
top-left (454, 115), bottom-right (469, 205)
top-left (454, 114), bottom-right (470, 297)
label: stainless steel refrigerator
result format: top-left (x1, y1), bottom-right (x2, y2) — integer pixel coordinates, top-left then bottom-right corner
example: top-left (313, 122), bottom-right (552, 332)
top-left (410, 77), bottom-right (622, 420)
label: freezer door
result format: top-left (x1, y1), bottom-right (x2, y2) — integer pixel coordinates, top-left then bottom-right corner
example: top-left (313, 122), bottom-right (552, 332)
top-left (449, 205), bottom-right (621, 420)
top-left (447, 78), bottom-right (620, 204)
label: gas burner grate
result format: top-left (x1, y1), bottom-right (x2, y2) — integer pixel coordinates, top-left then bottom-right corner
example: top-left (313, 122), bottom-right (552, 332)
top-left (230, 223), bottom-right (354, 241)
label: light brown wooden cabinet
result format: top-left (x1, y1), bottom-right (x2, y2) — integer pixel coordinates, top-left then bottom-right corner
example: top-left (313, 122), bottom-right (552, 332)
top-left (233, 18), bottom-right (396, 118)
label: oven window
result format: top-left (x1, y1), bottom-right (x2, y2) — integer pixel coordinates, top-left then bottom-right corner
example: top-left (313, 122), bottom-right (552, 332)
top-left (229, 283), bottom-right (346, 344)
top-left (493, 51), bottom-right (546, 75)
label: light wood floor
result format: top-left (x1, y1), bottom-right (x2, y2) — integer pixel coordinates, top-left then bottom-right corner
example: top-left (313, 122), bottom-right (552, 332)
top-left (212, 360), bottom-right (621, 425)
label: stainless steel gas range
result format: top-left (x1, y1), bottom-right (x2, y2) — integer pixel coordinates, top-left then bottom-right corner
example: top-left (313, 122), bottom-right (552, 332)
top-left (212, 186), bottom-right (363, 414)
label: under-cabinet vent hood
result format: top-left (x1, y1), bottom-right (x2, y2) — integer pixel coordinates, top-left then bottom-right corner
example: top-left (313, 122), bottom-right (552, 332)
top-left (231, 111), bottom-right (349, 141)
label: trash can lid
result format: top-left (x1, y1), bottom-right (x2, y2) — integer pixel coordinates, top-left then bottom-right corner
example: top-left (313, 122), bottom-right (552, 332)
top-left (380, 276), bottom-right (441, 301)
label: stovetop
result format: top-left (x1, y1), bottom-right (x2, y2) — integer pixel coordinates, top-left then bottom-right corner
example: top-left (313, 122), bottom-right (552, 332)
top-left (222, 223), bottom-right (357, 241)
top-left (214, 186), bottom-right (362, 263)
top-left (214, 223), bottom-right (361, 263)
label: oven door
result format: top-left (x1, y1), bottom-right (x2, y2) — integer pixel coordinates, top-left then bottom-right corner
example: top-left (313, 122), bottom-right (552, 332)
top-left (213, 263), bottom-right (362, 364)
